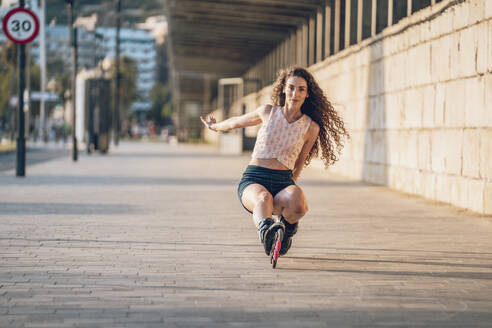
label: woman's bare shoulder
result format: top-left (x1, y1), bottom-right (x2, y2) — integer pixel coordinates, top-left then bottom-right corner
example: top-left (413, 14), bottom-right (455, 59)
top-left (256, 104), bottom-right (275, 121)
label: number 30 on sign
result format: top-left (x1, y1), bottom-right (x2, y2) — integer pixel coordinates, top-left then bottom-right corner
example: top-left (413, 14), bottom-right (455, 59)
top-left (2, 7), bottom-right (40, 44)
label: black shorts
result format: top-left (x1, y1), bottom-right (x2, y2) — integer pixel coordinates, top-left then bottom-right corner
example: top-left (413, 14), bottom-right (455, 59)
top-left (237, 165), bottom-right (296, 214)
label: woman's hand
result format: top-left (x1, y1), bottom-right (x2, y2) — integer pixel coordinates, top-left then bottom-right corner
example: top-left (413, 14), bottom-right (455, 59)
top-left (200, 116), bottom-right (218, 132)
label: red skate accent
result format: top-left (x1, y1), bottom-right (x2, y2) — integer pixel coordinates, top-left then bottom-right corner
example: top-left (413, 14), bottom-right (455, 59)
top-left (273, 240), bottom-right (281, 261)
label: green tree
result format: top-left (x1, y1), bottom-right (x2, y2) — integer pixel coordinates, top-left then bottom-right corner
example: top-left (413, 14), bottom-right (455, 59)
top-left (0, 42), bottom-right (41, 133)
top-left (148, 82), bottom-right (173, 126)
top-left (111, 56), bottom-right (137, 119)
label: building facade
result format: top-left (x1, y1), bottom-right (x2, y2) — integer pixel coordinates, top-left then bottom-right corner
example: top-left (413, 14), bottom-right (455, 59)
top-left (97, 27), bottom-right (157, 114)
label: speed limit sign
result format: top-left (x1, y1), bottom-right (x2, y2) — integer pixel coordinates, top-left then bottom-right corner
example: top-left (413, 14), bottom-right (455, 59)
top-left (2, 7), bottom-right (40, 44)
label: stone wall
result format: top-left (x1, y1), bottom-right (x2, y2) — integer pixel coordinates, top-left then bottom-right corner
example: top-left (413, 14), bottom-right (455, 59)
top-left (237, 0), bottom-right (491, 215)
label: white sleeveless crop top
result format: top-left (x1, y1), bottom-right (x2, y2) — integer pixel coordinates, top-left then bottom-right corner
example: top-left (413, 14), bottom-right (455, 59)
top-left (252, 106), bottom-right (312, 170)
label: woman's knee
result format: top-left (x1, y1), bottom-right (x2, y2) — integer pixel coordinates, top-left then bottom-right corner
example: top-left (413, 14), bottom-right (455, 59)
top-left (291, 201), bottom-right (308, 217)
top-left (256, 191), bottom-right (273, 205)
top-left (285, 193), bottom-right (308, 216)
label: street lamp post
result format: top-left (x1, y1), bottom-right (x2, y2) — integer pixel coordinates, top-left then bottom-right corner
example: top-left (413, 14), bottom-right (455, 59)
top-left (16, 0), bottom-right (27, 177)
top-left (114, 0), bottom-right (121, 146)
top-left (65, 0), bottom-right (77, 161)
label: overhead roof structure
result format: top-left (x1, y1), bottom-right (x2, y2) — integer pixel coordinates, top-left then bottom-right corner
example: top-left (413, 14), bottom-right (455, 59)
top-left (163, 0), bottom-right (323, 76)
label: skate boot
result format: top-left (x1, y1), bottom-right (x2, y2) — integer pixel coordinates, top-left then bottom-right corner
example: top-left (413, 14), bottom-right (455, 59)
top-left (279, 216), bottom-right (298, 256)
top-left (258, 218), bottom-right (285, 255)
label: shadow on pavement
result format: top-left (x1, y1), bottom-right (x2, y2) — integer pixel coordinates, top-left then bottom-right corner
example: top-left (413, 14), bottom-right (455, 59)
top-left (0, 202), bottom-right (138, 215)
top-left (278, 266), bottom-right (492, 281)
top-left (0, 174), bottom-right (367, 188)
top-left (106, 151), bottom-right (245, 159)
top-left (2, 304), bottom-right (490, 327)
top-left (286, 256), bottom-right (492, 269)
top-left (0, 147), bottom-right (70, 172)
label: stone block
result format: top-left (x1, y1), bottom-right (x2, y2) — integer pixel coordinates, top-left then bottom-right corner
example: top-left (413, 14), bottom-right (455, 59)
top-left (382, 35), bottom-right (396, 57)
top-left (385, 93), bottom-right (402, 129)
top-left (476, 22), bottom-right (488, 74)
top-left (467, 0), bottom-right (485, 25)
top-left (385, 130), bottom-right (399, 166)
top-left (399, 130), bottom-right (418, 169)
top-left (487, 0), bottom-right (492, 18)
top-left (418, 43), bottom-right (432, 85)
top-left (371, 41), bottom-right (384, 62)
top-left (485, 183), bottom-right (492, 215)
top-left (404, 88), bottom-right (423, 128)
top-left (480, 129), bottom-right (492, 180)
top-left (408, 25), bottom-right (421, 48)
top-left (338, 73), bottom-right (351, 102)
top-left (430, 10), bottom-right (453, 39)
top-left (406, 46), bottom-right (418, 88)
top-left (431, 36), bottom-right (451, 83)
top-left (418, 131), bottom-right (432, 171)
top-left (486, 74), bottom-right (492, 126)
top-left (356, 65), bottom-right (369, 99)
top-left (450, 27), bottom-right (477, 79)
top-left (452, 1), bottom-right (469, 31)
top-left (418, 171), bottom-right (437, 200)
top-left (362, 162), bottom-right (387, 185)
top-left (420, 21), bottom-right (432, 44)
top-left (350, 131), bottom-right (364, 161)
top-left (444, 79), bottom-right (466, 127)
top-left (353, 98), bottom-right (366, 130)
top-left (422, 85), bottom-right (435, 128)
top-left (369, 61), bottom-right (384, 97)
top-left (431, 129), bottom-right (463, 175)
top-left (464, 75), bottom-right (486, 127)
top-left (489, 22), bottom-right (492, 74)
top-left (462, 129), bottom-right (481, 179)
top-left (383, 56), bottom-right (394, 92)
top-left (390, 52), bottom-right (405, 91)
top-left (434, 83), bottom-right (446, 127)
top-left (436, 175), bottom-right (470, 207)
top-left (435, 174), bottom-right (453, 204)
top-left (464, 179), bottom-right (485, 214)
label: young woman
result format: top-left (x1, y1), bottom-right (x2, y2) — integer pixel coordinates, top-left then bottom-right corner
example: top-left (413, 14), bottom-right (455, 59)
top-left (201, 67), bottom-right (348, 256)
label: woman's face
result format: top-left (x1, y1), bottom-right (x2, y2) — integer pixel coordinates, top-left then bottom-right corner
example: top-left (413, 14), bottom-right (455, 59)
top-left (284, 76), bottom-right (308, 109)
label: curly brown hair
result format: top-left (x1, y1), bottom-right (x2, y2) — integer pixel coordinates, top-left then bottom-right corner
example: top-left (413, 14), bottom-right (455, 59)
top-left (271, 66), bottom-right (349, 168)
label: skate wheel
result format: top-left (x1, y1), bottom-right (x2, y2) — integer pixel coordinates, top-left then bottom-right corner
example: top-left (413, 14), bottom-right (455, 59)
top-left (271, 240), bottom-right (281, 269)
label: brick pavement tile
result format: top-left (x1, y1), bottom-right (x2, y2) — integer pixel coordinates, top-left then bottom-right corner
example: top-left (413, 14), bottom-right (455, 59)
top-left (1, 142), bottom-right (491, 327)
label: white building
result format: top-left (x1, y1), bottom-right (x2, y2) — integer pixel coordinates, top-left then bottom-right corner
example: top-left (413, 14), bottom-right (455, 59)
top-left (28, 25), bottom-right (103, 72)
top-left (97, 27), bottom-right (156, 113)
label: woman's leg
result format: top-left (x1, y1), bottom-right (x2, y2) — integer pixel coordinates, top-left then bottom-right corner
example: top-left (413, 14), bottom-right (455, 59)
top-left (273, 185), bottom-right (308, 224)
top-left (241, 183), bottom-right (274, 228)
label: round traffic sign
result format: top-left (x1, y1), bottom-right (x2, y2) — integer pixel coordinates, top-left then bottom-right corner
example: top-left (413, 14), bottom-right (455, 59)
top-left (2, 7), bottom-right (40, 44)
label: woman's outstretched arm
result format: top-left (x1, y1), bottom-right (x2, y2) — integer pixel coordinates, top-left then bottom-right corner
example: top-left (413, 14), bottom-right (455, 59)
top-left (200, 105), bottom-right (270, 133)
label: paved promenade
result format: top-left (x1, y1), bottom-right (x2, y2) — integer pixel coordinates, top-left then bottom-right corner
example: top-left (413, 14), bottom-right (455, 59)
top-left (1, 141), bottom-right (491, 327)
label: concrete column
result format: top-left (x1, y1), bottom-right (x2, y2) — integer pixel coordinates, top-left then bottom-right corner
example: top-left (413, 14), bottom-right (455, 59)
top-left (407, 0), bottom-right (412, 16)
top-left (325, 1), bottom-right (332, 58)
top-left (334, 0), bottom-right (341, 53)
top-left (357, 0), bottom-right (363, 42)
top-left (302, 22), bottom-right (309, 66)
top-left (309, 15), bottom-right (316, 65)
top-left (388, 0), bottom-right (393, 27)
top-left (316, 7), bottom-right (324, 62)
top-left (290, 31), bottom-right (296, 66)
top-left (296, 27), bottom-right (303, 65)
top-left (345, 0), bottom-right (351, 48)
top-left (371, 0), bottom-right (377, 37)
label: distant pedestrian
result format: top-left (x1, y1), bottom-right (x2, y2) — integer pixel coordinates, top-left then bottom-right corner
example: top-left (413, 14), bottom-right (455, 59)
top-left (201, 67), bottom-right (349, 258)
